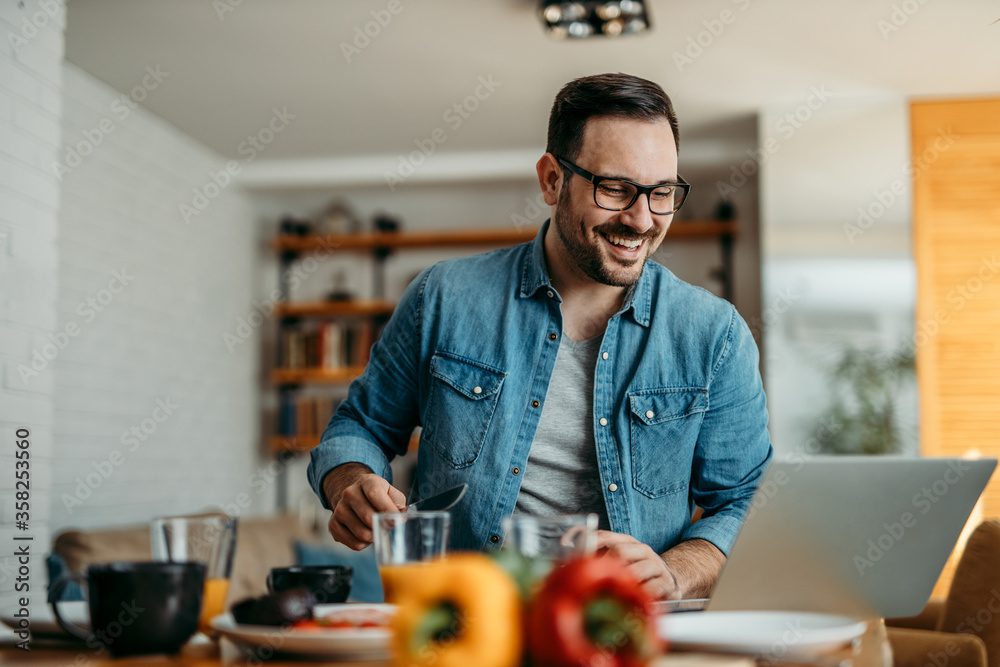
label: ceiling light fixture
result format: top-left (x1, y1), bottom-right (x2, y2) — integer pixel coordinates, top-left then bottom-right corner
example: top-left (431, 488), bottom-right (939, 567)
top-left (540, 1), bottom-right (651, 39)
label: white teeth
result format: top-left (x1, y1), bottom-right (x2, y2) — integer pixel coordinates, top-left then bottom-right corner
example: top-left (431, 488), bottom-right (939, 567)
top-left (606, 234), bottom-right (643, 249)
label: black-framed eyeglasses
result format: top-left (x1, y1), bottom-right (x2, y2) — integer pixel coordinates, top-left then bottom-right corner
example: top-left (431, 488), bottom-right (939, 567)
top-left (556, 156), bottom-right (691, 215)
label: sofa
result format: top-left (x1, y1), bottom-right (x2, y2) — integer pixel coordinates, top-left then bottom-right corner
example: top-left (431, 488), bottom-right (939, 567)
top-left (885, 520), bottom-right (1000, 667)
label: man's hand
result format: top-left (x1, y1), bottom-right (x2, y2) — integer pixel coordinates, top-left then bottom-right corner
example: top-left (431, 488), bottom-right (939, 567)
top-left (322, 463), bottom-right (406, 550)
top-left (596, 531), bottom-right (681, 600)
top-left (596, 532), bottom-right (726, 601)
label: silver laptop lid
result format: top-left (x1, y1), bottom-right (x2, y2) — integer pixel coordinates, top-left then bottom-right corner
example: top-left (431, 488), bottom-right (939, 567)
top-left (708, 457), bottom-right (996, 618)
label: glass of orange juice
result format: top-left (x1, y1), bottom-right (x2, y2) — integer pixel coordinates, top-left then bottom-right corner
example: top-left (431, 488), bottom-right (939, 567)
top-left (372, 512), bottom-right (449, 604)
top-left (150, 514), bottom-right (237, 636)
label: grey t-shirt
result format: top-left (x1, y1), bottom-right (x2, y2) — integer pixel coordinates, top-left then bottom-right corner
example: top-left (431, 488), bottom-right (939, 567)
top-left (513, 334), bottom-right (611, 529)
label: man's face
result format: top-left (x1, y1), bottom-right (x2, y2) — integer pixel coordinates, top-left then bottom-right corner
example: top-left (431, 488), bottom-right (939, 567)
top-left (551, 116), bottom-right (678, 288)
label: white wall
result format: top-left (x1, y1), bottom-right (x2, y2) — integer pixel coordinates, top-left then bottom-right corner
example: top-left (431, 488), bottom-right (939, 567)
top-left (47, 63), bottom-right (264, 532)
top-left (0, 0), bottom-right (65, 625)
top-left (759, 94), bottom-right (917, 457)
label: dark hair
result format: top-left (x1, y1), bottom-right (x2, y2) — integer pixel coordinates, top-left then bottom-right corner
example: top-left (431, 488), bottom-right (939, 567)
top-left (546, 73), bottom-right (680, 162)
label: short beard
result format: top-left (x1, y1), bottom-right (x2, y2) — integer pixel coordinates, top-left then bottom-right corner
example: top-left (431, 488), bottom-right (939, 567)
top-left (552, 185), bottom-right (654, 288)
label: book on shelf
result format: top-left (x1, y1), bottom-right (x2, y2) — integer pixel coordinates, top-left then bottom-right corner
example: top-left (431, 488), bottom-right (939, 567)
top-left (278, 394), bottom-right (339, 438)
top-left (279, 320), bottom-right (378, 370)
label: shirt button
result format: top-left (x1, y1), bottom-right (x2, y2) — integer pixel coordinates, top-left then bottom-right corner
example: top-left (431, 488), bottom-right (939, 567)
top-left (532, 400), bottom-right (540, 408)
top-left (473, 386), bottom-right (482, 394)
top-left (549, 333), bottom-right (558, 341)
top-left (547, 290), bottom-right (554, 298)
top-left (602, 352), bottom-right (609, 360)
top-left (490, 534), bottom-right (500, 544)
top-left (599, 418), bottom-right (608, 426)
top-left (608, 483), bottom-right (618, 492)
top-left (645, 410), bottom-right (654, 419)
top-left (512, 467), bottom-right (520, 475)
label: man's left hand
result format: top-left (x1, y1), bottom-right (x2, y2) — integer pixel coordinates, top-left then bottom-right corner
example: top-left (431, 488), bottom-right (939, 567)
top-left (595, 530), bottom-right (681, 601)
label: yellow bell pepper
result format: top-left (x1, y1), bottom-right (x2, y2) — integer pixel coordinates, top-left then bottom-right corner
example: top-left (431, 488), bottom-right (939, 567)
top-left (389, 553), bottom-right (522, 667)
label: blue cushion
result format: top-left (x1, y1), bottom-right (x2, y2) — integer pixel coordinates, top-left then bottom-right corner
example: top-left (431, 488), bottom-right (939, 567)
top-left (46, 553), bottom-right (85, 602)
top-left (294, 541), bottom-right (383, 603)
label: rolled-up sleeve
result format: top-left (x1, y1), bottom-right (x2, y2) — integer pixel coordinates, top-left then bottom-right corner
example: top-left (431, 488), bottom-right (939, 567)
top-left (307, 268), bottom-right (430, 508)
top-left (681, 306), bottom-right (772, 555)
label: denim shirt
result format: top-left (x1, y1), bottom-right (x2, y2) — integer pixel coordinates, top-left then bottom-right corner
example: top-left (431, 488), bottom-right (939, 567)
top-left (308, 221), bottom-right (773, 555)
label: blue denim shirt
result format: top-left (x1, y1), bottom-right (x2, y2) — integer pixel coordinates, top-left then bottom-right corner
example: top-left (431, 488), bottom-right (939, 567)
top-left (308, 221), bottom-right (772, 556)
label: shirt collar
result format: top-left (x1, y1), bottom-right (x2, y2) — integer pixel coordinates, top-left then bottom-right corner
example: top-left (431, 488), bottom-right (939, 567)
top-left (518, 219), bottom-right (652, 327)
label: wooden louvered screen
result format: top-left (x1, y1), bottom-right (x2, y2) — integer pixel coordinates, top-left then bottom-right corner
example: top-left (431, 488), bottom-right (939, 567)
top-left (912, 98), bottom-right (1000, 597)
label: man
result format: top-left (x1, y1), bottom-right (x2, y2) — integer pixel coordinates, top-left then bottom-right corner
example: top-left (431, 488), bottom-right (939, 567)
top-left (308, 73), bottom-right (772, 600)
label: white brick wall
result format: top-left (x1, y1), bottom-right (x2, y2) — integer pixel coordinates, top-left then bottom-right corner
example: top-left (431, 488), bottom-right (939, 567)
top-left (0, 0), bottom-right (65, 627)
top-left (49, 63), bottom-right (265, 534)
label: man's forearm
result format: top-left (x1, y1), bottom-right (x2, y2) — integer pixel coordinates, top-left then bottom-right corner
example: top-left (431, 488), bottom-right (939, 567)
top-left (661, 538), bottom-right (726, 598)
top-left (321, 462), bottom-right (375, 509)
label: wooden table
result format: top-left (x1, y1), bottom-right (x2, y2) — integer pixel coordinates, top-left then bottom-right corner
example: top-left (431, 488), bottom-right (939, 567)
top-left (0, 619), bottom-right (891, 667)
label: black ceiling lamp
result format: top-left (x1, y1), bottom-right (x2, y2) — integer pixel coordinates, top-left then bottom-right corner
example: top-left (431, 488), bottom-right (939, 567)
top-left (540, 1), bottom-right (652, 39)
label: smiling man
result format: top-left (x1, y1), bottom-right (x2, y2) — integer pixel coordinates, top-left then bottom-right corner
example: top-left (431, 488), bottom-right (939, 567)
top-left (308, 73), bottom-right (773, 600)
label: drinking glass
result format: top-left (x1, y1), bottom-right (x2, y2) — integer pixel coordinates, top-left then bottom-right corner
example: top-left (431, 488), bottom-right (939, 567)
top-left (151, 514), bottom-right (237, 635)
top-left (372, 511), bottom-right (449, 603)
top-left (501, 513), bottom-right (598, 561)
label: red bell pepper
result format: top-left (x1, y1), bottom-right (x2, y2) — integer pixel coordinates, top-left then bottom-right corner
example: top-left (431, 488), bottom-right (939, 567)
top-left (526, 555), bottom-right (664, 667)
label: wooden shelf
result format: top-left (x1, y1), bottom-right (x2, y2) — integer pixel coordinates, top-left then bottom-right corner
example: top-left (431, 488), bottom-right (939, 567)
top-left (270, 433), bottom-right (421, 454)
top-left (667, 220), bottom-right (738, 238)
top-left (273, 221), bottom-right (735, 253)
top-left (275, 299), bottom-right (395, 319)
top-left (269, 436), bottom-right (320, 453)
top-left (273, 228), bottom-right (539, 252)
top-left (271, 367), bottom-right (365, 385)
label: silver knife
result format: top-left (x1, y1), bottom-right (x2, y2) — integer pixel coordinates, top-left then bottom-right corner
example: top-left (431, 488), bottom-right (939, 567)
top-left (406, 484), bottom-right (468, 513)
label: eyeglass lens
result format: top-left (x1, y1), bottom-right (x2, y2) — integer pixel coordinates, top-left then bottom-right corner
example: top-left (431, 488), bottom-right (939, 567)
top-left (595, 181), bottom-right (685, 214)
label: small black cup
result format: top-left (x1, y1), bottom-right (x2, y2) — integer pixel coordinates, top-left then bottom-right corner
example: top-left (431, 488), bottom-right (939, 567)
top-left (50, 561), bottom-right (205, 657)
top-left (267, 565), bottom-right (352, 604)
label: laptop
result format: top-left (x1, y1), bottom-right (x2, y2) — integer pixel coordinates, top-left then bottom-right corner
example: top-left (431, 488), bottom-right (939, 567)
top-left (681, 457), bottom-right (995, 618)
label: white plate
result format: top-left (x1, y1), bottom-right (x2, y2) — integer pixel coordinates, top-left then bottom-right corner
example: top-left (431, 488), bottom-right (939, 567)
top-left (211, 603), bottom-right (394, 659)
top-left (658, 611), bottom-right (868, 654)
top-left (2, 600), bottom-right (90, 639)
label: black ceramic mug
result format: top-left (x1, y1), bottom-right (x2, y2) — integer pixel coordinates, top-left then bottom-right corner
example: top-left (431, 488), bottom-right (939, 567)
top-left (50, 561), bottom-right (205, 657)
top-left (267, 565), bottom-right (353, 604)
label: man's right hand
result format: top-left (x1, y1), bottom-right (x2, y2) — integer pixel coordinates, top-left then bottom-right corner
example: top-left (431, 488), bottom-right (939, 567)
top-left (322, 463), bottom-right (407, 550)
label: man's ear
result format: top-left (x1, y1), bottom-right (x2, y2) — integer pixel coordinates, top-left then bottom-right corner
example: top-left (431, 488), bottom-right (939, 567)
top-left (536, 153), bottom-right (563, 207)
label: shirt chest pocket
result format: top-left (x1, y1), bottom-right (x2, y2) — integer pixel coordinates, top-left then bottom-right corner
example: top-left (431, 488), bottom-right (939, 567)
top-left (629, 388), bottom-right (708, 498)
top-left (423, 353), bottom-right (505, 468)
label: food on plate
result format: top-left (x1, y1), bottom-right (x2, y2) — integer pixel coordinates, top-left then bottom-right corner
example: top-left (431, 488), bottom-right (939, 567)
top-left (525, 555), bottom-right (663, 667)
top-left (230, 587), bottom-right (316, 627)
top-left (389, 553), bottom-right (522, 667)
top-left (291, 607), bottom-right (392, 630)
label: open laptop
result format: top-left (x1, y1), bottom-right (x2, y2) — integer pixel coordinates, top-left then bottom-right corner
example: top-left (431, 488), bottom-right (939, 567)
top-left (668, 457), bottom-right (996, 618)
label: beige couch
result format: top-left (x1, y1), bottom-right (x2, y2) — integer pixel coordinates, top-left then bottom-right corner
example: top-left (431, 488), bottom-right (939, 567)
top-left (53, 514), bottom-right (324, 605)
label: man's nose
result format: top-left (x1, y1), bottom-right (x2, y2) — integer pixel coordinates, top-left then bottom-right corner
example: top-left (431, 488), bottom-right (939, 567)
top-left (619, 192), bottom-right (656, 234)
